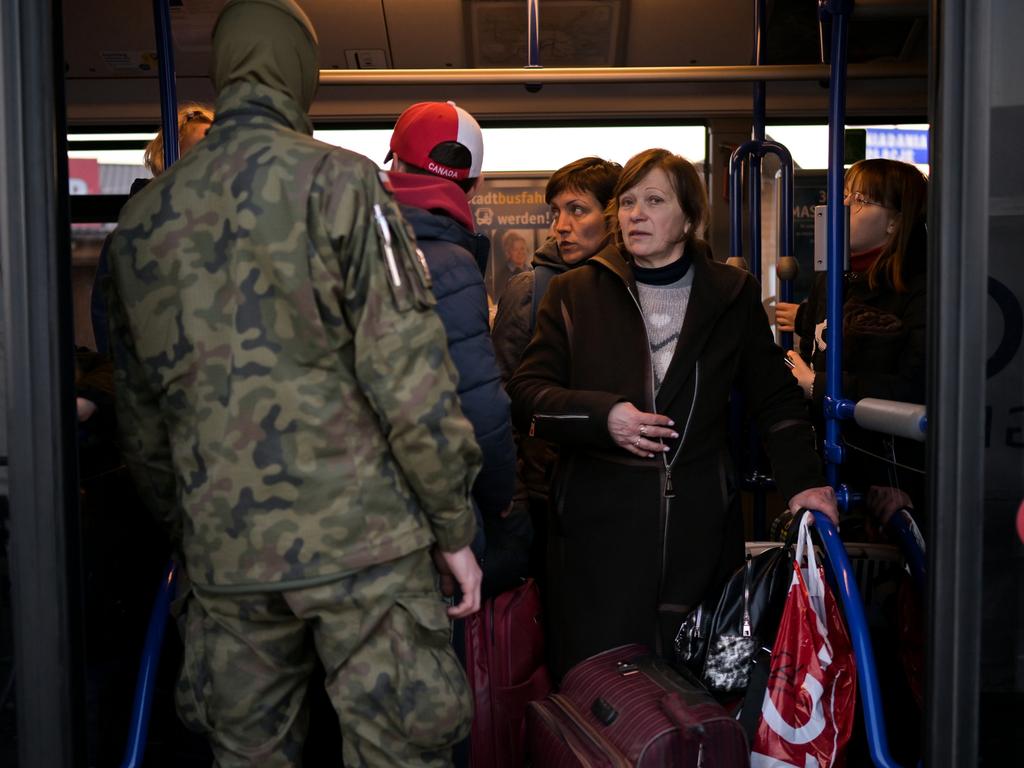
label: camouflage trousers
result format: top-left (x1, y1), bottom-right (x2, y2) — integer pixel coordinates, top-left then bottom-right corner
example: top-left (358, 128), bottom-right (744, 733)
top-left (175, 547), bottom-right (472, 767)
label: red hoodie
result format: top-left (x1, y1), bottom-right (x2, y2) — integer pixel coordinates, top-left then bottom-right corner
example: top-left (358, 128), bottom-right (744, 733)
top-left (386, 171), bottom-right (475, 232)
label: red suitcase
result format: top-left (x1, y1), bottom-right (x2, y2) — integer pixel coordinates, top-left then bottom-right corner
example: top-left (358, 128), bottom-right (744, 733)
top-left (465, 579), bottom-right (553, 768)
top-left (526, 644), bottom-right (749, 767)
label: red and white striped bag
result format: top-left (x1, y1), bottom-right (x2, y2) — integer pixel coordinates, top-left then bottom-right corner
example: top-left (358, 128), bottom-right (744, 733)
top-left (750, 513), bottom-right (857, 768)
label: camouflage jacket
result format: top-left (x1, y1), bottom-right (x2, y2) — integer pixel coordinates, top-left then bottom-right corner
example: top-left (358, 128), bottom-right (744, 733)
top-left (107, 81), bottom-right (481, 592)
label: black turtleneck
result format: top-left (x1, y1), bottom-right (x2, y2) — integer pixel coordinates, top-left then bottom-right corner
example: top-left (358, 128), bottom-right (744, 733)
top-left (632, 250), bottom-right (693, 286)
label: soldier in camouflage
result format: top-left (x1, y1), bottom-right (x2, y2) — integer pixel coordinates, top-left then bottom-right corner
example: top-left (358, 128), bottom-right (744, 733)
top-left (106, 1), bottom-right (483, 765)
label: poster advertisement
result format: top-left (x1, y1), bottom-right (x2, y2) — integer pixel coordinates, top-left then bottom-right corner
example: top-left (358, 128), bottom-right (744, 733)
top-left (467, 174), bottom-right (553, 306)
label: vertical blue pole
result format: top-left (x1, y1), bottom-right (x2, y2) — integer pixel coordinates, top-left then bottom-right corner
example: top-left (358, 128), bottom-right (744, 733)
top-left (527, 0), bottom-right (540, 68)
top-left (750, 0), bottom-right (766, 279)
top-left (823, 0), bottom-right (850, 488)
top-left (120, 564), bottom-right (177, 768)
top-left (812, 512), bottom-right (902, 768)
top-left (752, 0), bottom-right (767, 141)
top-left (778, 148), bottom-right (796, 350)
top-left (748, 0), bottom-right (768, 539)
top-left (749, 153), bottom-right (763, 280)
top-left (153, 0), bottom-right (179, 170)
top-left (120, 4), bottom-right (180, 766)
top-left (730, 152), bottom-right (745, 261)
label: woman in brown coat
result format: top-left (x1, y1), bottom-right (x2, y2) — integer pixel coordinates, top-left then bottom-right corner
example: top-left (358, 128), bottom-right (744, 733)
top-left (507, 149), bottom-right (838, 677)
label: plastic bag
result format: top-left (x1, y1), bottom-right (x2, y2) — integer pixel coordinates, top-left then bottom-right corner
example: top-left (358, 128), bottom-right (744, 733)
top-left (751, 512), bottom-right (857, 767)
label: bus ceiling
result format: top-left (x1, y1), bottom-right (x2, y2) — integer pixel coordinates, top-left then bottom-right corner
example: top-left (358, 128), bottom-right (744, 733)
top-left (61, 0), bottom-right (930, 124)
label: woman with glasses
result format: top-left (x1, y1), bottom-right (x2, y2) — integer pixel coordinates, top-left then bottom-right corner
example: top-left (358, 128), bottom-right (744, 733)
top-left (776, 158), bottom-right (929, 513)
top-left (777, 158), bottom-right (928, 406)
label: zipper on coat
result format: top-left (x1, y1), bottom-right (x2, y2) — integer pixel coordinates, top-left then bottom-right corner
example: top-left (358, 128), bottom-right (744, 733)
top-left (742, 553), bottom-right (753, 637)
top-left (625, 281), bottom-right (700, 634)
top-left (624, 284), bottom-right (671, 584)
top-left (660, 361), bottom-right (700, 589)
top-left (528, 412), bottom-right (588, 437)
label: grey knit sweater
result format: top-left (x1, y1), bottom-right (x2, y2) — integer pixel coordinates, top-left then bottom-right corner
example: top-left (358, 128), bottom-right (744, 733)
top-left (636, 269), bottom-right (693, 392)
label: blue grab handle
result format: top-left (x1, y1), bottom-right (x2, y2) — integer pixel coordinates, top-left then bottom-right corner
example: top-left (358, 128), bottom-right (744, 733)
top-left (120, 561), bottom-right (178, 768)
top-left (811, 510), bottom-right (904, 768)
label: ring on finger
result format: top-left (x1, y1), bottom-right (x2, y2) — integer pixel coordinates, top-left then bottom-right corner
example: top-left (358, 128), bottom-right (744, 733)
top-left (639, 424), bottom-right (647, 436)
top-left (633, 437), bottom-right (641, 448)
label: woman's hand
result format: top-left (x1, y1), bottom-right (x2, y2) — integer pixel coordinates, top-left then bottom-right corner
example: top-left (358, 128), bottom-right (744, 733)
top-left (788, 485), bottom-right (840, 526)
top-left (607, 402), bottom-right (677, 457)
top-left (775, 301), bottom-right (801, 332)
top-left (785, 350), bottom-right (815, 399)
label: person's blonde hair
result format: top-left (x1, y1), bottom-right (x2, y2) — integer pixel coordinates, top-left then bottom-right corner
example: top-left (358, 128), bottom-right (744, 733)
top-left (143, 103), bottom-right (214, 176)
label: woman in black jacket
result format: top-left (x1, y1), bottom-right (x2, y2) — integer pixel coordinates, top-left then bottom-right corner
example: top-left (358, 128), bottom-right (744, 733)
top-left (492, 156), bottom-right (621, 582)
top-left (508, 149), bottom-right (838, 677)
top-left (777, 158), bottom-right (928, 501)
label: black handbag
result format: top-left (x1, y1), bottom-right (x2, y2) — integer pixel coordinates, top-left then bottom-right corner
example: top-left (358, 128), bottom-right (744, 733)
top-left (674, 533), bottom-right (796, 694)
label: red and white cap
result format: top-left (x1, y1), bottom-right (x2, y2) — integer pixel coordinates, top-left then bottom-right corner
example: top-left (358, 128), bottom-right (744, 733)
top-left (385, 101), bottom-right (483, 181)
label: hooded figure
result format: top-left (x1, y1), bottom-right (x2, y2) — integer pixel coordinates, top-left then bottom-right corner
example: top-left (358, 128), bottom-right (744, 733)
top-left (105, 1), bottom-right (481, 764)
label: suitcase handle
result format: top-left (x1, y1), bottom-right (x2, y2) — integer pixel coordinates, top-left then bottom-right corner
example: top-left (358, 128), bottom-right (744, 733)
top-left (661, 692), bottom-right (707, 739)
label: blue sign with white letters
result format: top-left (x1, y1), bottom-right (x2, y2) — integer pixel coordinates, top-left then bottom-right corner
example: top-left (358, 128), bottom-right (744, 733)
top-left (865, 128), bottom-right (929, 165)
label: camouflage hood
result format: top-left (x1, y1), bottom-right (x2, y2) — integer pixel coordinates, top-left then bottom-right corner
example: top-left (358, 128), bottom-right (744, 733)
top-left (211, 0), bottom-right (319, 116)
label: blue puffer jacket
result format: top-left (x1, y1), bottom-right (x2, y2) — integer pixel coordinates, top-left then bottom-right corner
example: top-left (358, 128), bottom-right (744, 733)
top-left (391, 174), bottom-right (517, 562)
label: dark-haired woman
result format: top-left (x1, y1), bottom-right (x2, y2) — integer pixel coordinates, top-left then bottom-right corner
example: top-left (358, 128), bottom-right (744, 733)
top-left (508, 148), bottom-right (837, 676)
top-left (777, 158), bottom-right (928, 505)
top-left (492, 156), bottom-right (622, 582)
top-left (493, 156), bottom-right (622, 380)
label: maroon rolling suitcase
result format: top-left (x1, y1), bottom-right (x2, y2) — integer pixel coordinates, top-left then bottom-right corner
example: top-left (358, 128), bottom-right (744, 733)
top-left (527, 644), bottom-right (750, 767)
top-left (465, 579), bottom-right (553, 768)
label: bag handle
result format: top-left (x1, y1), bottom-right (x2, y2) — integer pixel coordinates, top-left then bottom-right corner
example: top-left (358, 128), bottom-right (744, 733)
top-left (795, 511), bottom-right (827, 627)
top-left (661, 692), bottom-right (706, 740)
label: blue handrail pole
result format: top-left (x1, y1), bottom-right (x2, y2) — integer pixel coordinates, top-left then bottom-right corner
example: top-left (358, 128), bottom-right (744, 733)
top-left (120, 562), bottom-right (178, 768)
top-left (120, 4), bottom-right (181, 765)
top-left (153, 0), bottom-right (179, 170)
top-left (729, 143), bottom-right (755, 264)
top-left (776, 143), bottom-right (796, 350)
top-left (730, 138), bottom-right (798, 539)
top-left (527, 0), bottom-right (541, 68)
top-left (729, 141), bottom-right (768, 536)
top-left (747, 123), bottom-right (766, 539)
top-left (749, 154), bottom-right (763, 280)
top-left (748, 145), bottom-right (765, 539)
top-left (811, 511), bottom-right (903, 768)
top-left (752, 0), bottom-right (767, 140)
top-left (821, 0), bottom-right (852, 487)
top-left (750, 0), bottom-right (766, 278)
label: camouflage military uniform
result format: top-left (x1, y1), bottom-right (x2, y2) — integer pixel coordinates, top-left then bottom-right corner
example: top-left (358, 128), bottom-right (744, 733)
top-left (106, 1), bottom-right (480, 765)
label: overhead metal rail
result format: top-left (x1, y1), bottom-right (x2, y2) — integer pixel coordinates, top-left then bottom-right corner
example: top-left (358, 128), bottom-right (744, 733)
top-left (318, 62), bottom-right (926, 87)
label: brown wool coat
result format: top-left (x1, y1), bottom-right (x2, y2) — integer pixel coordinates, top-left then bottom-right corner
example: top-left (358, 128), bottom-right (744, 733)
top-left (507, 240), bottom-right (825, 676)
